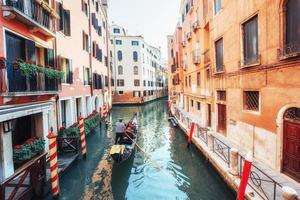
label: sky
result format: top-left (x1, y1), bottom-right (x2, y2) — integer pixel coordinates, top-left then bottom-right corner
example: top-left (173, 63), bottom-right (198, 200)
top-left (108, 0), bottom-right (181, 61)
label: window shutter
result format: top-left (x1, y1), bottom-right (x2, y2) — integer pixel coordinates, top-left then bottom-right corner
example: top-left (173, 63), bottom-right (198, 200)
top-left (69, 59), bottom-right (73, 84)
top-left (64, 9), bottom-right (71, 36)
top-left (58, 3), bottom-right (64, 31)
top-left (81, 0), bottom-right (85, 11)
top-left (25, 39), bottom-right (36, 64)
top-left (92, 13), bottom-right (96, 26)
top-left (83, 31), bottom-right (85, 50)
top-left (99, 49), bottom-right (102, 62)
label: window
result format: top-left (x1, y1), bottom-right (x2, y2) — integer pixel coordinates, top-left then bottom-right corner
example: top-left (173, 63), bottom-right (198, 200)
top-left (84, 67), bottom-right (91, 85)
top-left (93, 73), bottom-right (103, 89)
top-left (118, 91), bottom-right (124, 94)
top-left (206, 68), bottom-right (210, 79)
top-left (83, 31), bottom-right (89, 52)
top-left (133, 91), bottom-right (141, 97)
top-left (197, 72), bottom-right (201, 86)
top-left (133, 51), bottom-right (138, 62)
top-left (58, 3), bottom-right (71, 36)
top-left (117, 79), bottom-right (124, 86)
top-left (143, 90), bottom-right (147, 96)
top-left (82, 1), bottom-right (88, 16)
top-left (214, 0), bottom-right (222, 14)
top-left (143, 80), bottom-right (146, 86)
top-left (118, 65), bottom-right (123, 75)
top-left (61, 58), bottom-right (73, 84)
top-left (243, 91), bottom-right (259, 111)
top-left (189, 75), bottom-right (191, 86)
top-left (113, 28), bottom-right (120, 34)
top-left (285, 0), bottom-right (300, 53)
top-left (243, 15), bottom-right (258, 65)
top-left (134, 66), bottom-right (138, 75)
top-left (134, 80), bottom-right (140, 86)
top-left (215, 38), bottom-right (224, 72)
top-left (217, 91), bottom-right (226, 101)
top-left (191, 100), bottom-right (194, 107)
top-left (132, 41), bottom-right (139, 46)
top-left (116, 40), bottom-right (122, 45)
top-left (185, 77), bottom-right (188, 86)
top-left (111, 78), bottom-right (115, 86)
top-left (117, 50), bottom-right (123, 61)
top-left (197, 102), bottom-right (201, 110)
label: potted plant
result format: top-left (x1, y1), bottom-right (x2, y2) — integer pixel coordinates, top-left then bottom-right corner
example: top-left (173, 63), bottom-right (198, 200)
top-left (0, 57), bottom-right (6, 69)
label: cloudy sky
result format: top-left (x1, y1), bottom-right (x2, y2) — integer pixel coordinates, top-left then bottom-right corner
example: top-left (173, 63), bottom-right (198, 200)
top-left (108, 0), bottom-right (181, 61)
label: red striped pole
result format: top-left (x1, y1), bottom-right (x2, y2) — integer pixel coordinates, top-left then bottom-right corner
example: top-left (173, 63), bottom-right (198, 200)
top-left (104, 104), bottom-right (108, 127)
top-left (187, 122), bottom-right (195, 147)
top-left (237, 153), bottom-right (253, 200)
top-left (79, 114), bottom-right (87, 159)
top-left (47, 127), bottom-right (59, 198)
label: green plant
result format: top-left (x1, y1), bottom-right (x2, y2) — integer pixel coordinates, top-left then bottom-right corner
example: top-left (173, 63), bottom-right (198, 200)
top-left (15, 59), bottom-right (64, 79)
top-left (13, 137), bottom-right (45, 164)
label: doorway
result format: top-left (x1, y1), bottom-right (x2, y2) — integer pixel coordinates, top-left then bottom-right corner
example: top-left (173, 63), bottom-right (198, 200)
top-left (217, 104), bottom-right (226, 134)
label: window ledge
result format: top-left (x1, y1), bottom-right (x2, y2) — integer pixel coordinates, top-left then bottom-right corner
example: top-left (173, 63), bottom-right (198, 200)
top-left (213, 70), bottom-right (225, 75)
top-left (242, 109), bottom-right (261, 115)
top-left (240, 62), bottom-right (261, 69)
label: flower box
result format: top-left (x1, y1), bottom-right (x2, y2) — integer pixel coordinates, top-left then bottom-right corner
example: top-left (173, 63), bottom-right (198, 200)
top-left (13, 137), bottom-right (45, 166)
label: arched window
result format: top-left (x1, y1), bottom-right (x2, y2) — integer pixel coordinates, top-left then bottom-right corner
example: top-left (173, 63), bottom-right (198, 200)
top-left (117, 50), bottom-right (123, 61)
top-left (133, 51), bottom-right (138, 62)
top-left (285, 0), bottom-right (300, 52)
top-left (118, 65), bottom-right (123, 75)
top-left (133, 66), bottom-right (138, 75)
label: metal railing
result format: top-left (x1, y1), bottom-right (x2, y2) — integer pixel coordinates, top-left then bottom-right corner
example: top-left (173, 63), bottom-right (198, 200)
top-left (195, 124), bottom-right (208, 144)
top-left (277, 41), bottom-right (300, 59)
top-left (192, 49), bottom-right (201, 64)
top-left (0, 152), bottom-right (46, 200)
top-left (3, 0), bottom-right (55, 33)
top-left (6, 63), bottom-right (59, 93)
top-left (238, 155), bottom-right (283, 200)
top-left (57, 136), bottom-right (80, 155)
top-left (212, 136), bottom-right (230, 167)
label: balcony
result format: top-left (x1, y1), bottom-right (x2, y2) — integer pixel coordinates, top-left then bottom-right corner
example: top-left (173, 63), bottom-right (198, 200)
top-left (277, 42), bottom-right (300, 60)
top-left (239, 55), bottom-right (261, 69)
top-left (192, 49), bottom-right (201, 64)
top-left (203, 49), bottom-right (210, 64)
top-left (186, 32), bottom-right (192, 41)
top-left (193, 20), bottom-right (201, 31)
top-left (2, 0), bottom-right (57, 38)
top-left (5, 63), bottom-right (59, 94)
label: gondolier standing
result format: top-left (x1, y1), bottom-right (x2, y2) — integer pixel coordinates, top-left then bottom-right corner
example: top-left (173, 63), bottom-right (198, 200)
top-left (115, 119), bottom-right (126, 144)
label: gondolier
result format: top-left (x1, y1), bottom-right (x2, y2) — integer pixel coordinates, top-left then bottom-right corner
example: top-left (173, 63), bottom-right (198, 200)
top-left (115, 118), bottom-right (126, 144)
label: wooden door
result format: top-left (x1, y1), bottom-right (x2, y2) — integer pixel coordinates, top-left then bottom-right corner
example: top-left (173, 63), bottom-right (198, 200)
top-left (217, 104), bottom-right (226, 133)
top-left (207, 104), bottom-right (212, 127)
top-left (283, 121), bottom-right (300, 182)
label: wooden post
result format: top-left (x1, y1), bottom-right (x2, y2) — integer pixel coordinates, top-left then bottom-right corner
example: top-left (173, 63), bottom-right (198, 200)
top-left (104, 104), bottom-right (108, 128)
top-left (237, 153), bottom-right (252, 200)
top-left (79, 114), bottom-right (87, 159)
top-left (47, 127), bottom-right (59, 198)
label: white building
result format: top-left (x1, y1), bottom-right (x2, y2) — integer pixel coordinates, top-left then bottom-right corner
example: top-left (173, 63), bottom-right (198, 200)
top-left (110, 24), bottom-right (167, 104)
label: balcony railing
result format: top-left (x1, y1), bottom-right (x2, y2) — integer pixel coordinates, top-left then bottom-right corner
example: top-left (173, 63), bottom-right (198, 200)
top-left (277, 41), bottom-right (300, 60)
top-left (0, 152), bottom-right (47, 200)
top-left (203, 49), bottom-right (210, 64)
top-left (192, 49), bottom-right (201, 64)
top-left (5, 62), bottom-right (59, 94)
top-left (193, 20), bottom-right (201, 31)
top-left (2, 0), bottom-right (56, 37)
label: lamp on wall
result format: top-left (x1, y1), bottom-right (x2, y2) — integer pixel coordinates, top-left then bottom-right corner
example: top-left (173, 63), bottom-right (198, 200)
top-left (3, 121), bottom-right (12, 133)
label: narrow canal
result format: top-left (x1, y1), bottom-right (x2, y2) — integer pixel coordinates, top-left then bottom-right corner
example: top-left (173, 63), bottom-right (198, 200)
top-left (48, 99), bottom-right (235, 200)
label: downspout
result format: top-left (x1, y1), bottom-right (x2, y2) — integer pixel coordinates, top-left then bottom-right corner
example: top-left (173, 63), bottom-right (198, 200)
top-left (105, 14), bottom-right (110, 104)
top-left (88, 0), bottom-right (93, 97)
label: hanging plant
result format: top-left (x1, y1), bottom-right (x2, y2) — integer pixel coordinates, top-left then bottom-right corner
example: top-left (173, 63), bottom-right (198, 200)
top-left (14, 59), bottom-right (65, 79)
top-left (0, 57), bottom-right (6, 69)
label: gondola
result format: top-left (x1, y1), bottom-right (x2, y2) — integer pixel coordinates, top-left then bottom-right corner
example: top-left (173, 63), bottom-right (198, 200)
top-left (110, 113), bottom-right (138, 165)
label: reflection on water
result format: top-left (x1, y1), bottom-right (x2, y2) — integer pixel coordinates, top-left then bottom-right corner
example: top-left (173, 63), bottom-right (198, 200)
top-left (110, 99), bottom-right (235, 200)
top-left (46, 99), bottom-right (235, 200)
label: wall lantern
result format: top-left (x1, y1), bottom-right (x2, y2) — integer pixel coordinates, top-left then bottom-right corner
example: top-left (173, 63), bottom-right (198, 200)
top-left (3, 120), bottom-right (12, 133)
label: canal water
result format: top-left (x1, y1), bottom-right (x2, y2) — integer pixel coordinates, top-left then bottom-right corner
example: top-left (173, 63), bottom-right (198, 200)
top-left (47, 99), bottom-right (235, 200)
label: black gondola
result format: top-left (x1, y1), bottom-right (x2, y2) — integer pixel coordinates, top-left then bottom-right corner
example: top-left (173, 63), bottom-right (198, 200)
top-left (110, 113), bottom-right (138, 164)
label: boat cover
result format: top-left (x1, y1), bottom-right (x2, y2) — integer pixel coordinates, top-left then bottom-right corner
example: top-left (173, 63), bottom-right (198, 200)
top-left (110, 145), bottom-right (125, 155)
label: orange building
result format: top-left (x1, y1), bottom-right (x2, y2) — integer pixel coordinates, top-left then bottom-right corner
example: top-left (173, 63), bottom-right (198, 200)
top-left (168, 0), bottom-right (300, 183)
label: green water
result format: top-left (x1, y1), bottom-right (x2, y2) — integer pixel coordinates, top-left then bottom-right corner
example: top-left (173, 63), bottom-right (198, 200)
top-left (47, 99), bottom-right (235, 200)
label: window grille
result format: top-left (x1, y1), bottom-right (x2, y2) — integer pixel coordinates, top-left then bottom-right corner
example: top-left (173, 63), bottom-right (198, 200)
top-left (284, 108), bottom-right (300, 122)
top-left (217, 91), bottom-right (226, 101)
top-left (243, 91), bottom-right (259, 111)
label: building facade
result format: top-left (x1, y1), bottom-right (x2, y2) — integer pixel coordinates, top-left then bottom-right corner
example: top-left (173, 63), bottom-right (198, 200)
top-left (0, 0), bottom-right (111, 186)
top-left (168, 0), bottom-right (300, 183)
top-left (110, 24), bottom-right (167, 104)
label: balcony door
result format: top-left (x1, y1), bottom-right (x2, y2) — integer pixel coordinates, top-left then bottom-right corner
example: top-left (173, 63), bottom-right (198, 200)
top-left (6, 32), bottom-right (27, 92)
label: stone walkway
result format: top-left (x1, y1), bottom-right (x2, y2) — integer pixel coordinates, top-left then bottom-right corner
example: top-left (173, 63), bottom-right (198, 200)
top-left (172, 106), bottom-right (300, 200)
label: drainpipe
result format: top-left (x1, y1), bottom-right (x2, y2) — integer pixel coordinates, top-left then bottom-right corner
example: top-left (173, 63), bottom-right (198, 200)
top-left (88, 0), bottom-right (93, 97)
top-left (252, 125), bottom-right (255, 158)
top-left (105, 14), bottom-right (110, 104)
